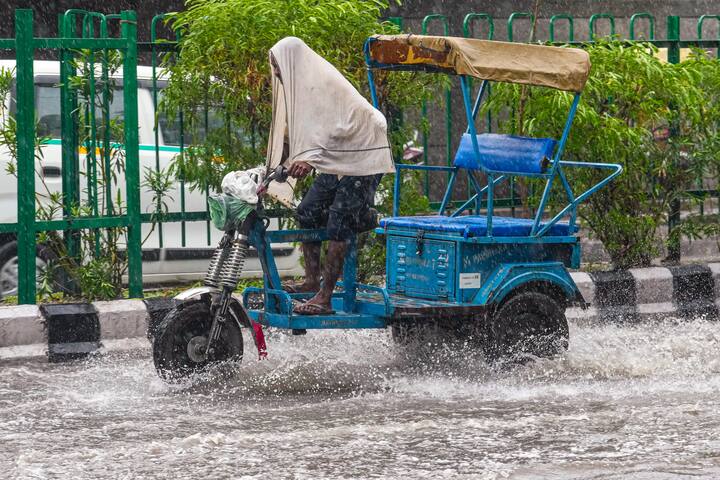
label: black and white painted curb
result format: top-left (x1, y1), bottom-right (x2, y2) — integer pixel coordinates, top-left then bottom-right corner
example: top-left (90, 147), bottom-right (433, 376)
top-left (566, 264), bottom-right (720, 324)
top-left (2, 263), bottom-right (720, 360)
top-left (0, 298), bottom-right (170, 361)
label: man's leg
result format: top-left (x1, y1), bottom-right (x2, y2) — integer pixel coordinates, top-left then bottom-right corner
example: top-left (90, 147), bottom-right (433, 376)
top-left (296, 175), bottom-right (375, 313)
top-left (300, 240), bottom-right (347, 310)
top-left (297, 241), bottom-right (322, 291)
top-left (294, 174), bottom-right (336, 292)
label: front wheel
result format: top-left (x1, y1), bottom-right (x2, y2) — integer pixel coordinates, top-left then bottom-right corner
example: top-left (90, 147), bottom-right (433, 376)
top-left (153, 300), bottom-right (243, 383)
top-left (484, 291), bottom-right (569, 364)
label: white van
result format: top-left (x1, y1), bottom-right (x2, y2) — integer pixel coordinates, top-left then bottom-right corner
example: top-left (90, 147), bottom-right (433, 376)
top-left (0, 60), bottom-right (302, 297)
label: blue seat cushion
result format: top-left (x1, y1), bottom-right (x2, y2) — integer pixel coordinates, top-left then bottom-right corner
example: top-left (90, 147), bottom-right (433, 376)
top-left (379, 215), bottom-right (570, 237)
top-left (454, 133), bottom-right (557, 175)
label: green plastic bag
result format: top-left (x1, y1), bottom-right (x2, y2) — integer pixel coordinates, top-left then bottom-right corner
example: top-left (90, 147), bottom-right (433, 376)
top-left (208, 194), bottom-right (255, 231)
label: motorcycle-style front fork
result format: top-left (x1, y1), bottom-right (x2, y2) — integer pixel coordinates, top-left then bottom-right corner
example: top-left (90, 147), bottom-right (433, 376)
top-left (204, 231), bottom-right (249, 361)
top-left (206, 287), bottom-right (234, 360)
top-left (202, 209), bottom-right (269, 361)
top-left (205, 279), bottom-right (267, 361)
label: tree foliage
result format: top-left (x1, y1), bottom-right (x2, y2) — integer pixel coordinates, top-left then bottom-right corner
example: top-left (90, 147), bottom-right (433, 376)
top-left (162, 0), bottom-right (434, 193)
top-left (161, 0), bottom-right (439, 282)
top-left (484, 40), bottom-right (720, 268)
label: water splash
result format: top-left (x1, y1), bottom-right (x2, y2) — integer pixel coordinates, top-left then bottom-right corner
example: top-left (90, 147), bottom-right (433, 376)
top-left (3, 318), bottom-right (720, 479)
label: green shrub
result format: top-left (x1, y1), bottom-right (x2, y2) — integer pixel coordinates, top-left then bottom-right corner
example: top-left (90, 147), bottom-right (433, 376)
top-left (484, 40), bottom-right (720, 268)
top-left (162, 0), bottom-right (436, 281)
top-left (162, 0), bottom-right (435, 191)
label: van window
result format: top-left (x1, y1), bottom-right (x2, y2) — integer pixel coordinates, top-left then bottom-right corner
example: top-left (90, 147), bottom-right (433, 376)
top-left (35, 75), bottom-right (125, 140)
top-left (35, 80), bottom-right (62, 138)
top-left (152, 85), bottom-right (225, 146)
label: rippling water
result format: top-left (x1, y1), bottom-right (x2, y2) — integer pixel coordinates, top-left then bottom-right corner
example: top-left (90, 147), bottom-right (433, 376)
top-left (3, 319), bottom-right (720, 479)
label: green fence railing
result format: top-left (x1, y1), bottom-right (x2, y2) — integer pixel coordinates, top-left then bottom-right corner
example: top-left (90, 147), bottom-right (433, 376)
top-left (549, 14), bottom-right (574, 42)
top-left (629, 13), bottom-right (655, 40)
top-left (4, 9), bottom-right (720, 303)
top-left (0, 8), bottom-right (217, 304)
top-left (0, 9), bottom-right (143, 304)
top-left (144, 13), bottom-right (216, 250)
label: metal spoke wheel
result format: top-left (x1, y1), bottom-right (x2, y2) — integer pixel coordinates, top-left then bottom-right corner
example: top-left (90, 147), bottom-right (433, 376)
top-left (484, 290), bottom-right (569, 364)
top-left (153, 300), bottom-right (244, 383)
top-left (0, 241), bottom-right (50, 298)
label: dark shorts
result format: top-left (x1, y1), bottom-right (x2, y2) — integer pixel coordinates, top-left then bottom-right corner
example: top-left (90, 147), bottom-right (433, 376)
top-left (296, 173), bottom-right (382, 241)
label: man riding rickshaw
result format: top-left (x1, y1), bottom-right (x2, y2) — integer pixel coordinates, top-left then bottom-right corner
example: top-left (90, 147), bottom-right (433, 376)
top-left (266, 36), bottom-right (394, 315)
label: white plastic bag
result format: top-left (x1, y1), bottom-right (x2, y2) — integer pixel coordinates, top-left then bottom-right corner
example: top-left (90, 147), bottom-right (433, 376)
top-left (221, 166), bottom-right (266, 204)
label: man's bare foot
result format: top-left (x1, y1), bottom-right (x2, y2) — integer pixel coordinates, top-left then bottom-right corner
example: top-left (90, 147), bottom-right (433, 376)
top-left (293, 290), bottom-right (334, 314)
top-left (282, 281), bottom-right (320, 294)
top-left (293, 301), bottom-right (334, 315)
top-left (293, 293), bottom-right (334, 315)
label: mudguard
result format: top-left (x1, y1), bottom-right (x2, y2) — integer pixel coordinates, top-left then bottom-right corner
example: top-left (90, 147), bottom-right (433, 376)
top-left (472, 262), bottom-right (583, 307)
top-left (173, 286), bottom-right (267, 358)
top-left (174, 286), bottom-right (221, 302)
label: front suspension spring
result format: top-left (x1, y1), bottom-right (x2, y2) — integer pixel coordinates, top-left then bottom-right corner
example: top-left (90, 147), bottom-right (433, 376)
top-left (204, 245), bottom-right (230, 288)
top-left (219, 239), bottom-right (248, 289)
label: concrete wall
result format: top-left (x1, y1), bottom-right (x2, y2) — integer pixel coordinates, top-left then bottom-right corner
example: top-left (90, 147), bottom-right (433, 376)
top-left (2, 1), bottom-right (716, 43)
top-left (0, 1), bottom-right (185, 42)
top-left (389, 1), bottom-right (720, 41)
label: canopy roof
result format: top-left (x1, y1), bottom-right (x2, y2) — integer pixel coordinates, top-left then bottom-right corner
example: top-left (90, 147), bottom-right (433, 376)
top-left (367, 34), bottom-right (591, 92)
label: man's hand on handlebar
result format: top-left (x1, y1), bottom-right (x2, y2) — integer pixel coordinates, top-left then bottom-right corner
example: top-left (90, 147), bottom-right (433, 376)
top-left (256, 164), bottom-right (291, 197)
top-left (287, 161), bottom-right (313, 179)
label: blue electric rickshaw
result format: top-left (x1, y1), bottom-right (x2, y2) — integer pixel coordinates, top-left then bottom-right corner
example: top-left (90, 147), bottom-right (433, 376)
top-left (152, 35), bottom-right (621, 382)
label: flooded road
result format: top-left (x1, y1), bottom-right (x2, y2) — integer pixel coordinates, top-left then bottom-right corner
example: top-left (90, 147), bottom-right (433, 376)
top-left (3, 319), bottom-right (720, 479)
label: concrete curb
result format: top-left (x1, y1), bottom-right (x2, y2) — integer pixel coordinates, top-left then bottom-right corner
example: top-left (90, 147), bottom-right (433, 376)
top-left (95, 299), bottom-right (149, 340)
top-left (2, 263), bottom-right (720, 358)
top-left (565, 263), bottom-right (720, 324)
top-left (0, 305), bottom-right (44, 346)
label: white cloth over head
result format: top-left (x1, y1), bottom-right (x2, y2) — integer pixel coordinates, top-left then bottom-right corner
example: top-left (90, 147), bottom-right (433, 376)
top-left (266, 37), bottom-right (394, 205)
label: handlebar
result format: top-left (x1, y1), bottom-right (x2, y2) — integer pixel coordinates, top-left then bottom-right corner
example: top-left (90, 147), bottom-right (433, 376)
top-left (256, 165), bottom-right (288, 196)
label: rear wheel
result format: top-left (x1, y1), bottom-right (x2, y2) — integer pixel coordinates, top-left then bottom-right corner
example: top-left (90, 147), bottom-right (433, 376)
top-left (153, 300), bottom-right (243, 383)
top-left (391, 319), bottom-right (447, 347)
top-left (484, 291), bottom-right (568, 363)
top-left (391, 317), bottom-right (479, 348)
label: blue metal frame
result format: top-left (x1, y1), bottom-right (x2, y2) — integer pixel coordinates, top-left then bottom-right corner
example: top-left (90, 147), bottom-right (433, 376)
top-left (244, 224), bottom-right (395, 329)
top-left (244, 218), bottom-right (584, 328)
top-left (365, 36), bottom-right (623, 238)
top-left (242, 37), bottom-right (622, 332)
top-left (473, 262), bottom-right (580, 305)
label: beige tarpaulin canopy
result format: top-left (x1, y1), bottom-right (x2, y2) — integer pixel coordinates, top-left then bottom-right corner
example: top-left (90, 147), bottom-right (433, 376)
top-left (368, 34), bottom-right (591, 92)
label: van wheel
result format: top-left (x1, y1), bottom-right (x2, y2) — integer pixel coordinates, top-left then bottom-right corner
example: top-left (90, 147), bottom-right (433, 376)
top-left (484, 291), bottom-right (569, 363)
top-left (0, 241), bottom-right (58, 298)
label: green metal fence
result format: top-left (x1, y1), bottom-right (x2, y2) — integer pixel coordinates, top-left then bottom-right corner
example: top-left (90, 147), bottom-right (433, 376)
top-left (3, 8), bottom-right (720, 304)
top-left (0, 8), bottom-right (217, 305)
top-left (0, 9), bottom-right (143, 304)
